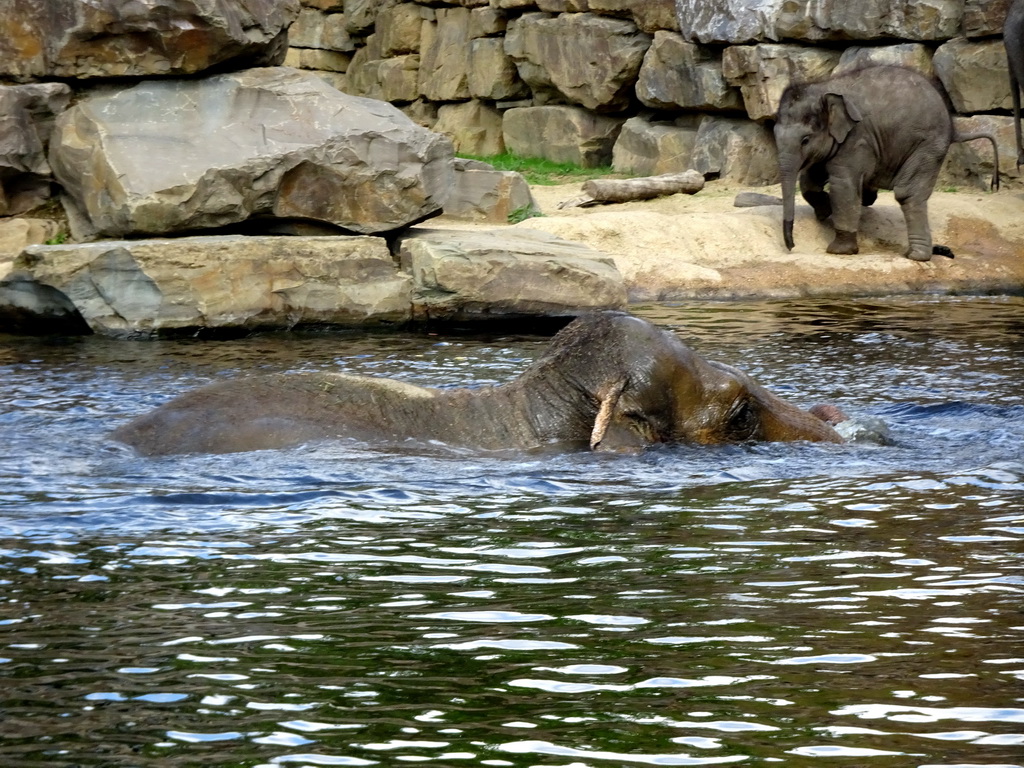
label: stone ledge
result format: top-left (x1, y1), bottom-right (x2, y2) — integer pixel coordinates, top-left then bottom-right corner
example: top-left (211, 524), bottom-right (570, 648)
top-left (1, 229), bottom-right (629, 338)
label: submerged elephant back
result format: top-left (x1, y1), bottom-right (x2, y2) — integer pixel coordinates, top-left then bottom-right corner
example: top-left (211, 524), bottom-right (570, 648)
top-left (113, 373), bottom-right (443, 455)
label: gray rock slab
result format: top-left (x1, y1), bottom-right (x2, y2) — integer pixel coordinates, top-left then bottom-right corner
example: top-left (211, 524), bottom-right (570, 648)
top-left (0, 83), bottom-right (72, 215)
top-left (502, 106), bottom-right (626, 168)
top-left (443, 164), bottom-right (539, 223)
top-left (2, 235), bottom-right (412, 338)
top-left (676, 0), bottom-right (963, 44)
top-left (397, 228), bottom-right (627, 321)
top-left (505, 12), bottom-right (652, 111)
top-left (49, 67), bottom-right (455, 239)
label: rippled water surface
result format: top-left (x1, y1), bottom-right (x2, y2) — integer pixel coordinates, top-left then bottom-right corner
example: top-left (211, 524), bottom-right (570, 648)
top-left (2, 297), bottom-right (1022, 767)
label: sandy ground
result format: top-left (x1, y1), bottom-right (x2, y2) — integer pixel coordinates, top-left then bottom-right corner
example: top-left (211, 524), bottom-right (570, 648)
top-left (442, 179), bottom-right (1024, 302)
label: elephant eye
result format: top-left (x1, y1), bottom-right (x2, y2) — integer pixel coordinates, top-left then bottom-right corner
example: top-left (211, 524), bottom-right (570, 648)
top-left (800, 135), bottom-right (811, 146)
top-left (725, 400), bottom-right (760, 442)
top-left (624, 410), bottom-right (658, 442)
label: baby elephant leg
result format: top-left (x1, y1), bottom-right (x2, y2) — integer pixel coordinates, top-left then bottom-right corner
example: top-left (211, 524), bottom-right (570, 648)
top-left (895, 192), bottom-right (934, 262)
top-left (826, 175), bottom-right (862, 254)
top-left (800, 166), bottom-right (832, 221)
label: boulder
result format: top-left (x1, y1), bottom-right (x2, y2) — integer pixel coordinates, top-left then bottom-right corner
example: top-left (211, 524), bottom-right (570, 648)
top-left (943, 115), bottom-right (1019, 187)
top-left (285, 48), bottom-right (353, 73)
top-left (378, 2), bottom-right (428, 56)
top-left (469, 38), bottom-right (531, 101)
top-left (48, 67), bottom-right (455, 239)
top-left (1, 235), bottom-right (412, 338)
top-left (434, 101), bottom-right (506, 156)
top-left (0, 0), bottom-right (299, 81)
top-left (933, 38), bottom-right (1014, 114)
top-left (345, 0), bottom-right (400, 35)
top-left (0, 83), bottom-right (72, 215)
top-left (469, 7), bottom-right (510, 38)
top-left (722, 44), bottom-right (841, 120)
top-left (493, 0), bottom-right (540, 8)
top-left (963, 0), bottom-right (1012, 37)
top-left (348, 54), bottom-right (421, 102)
top-left (418, 7), bottom-right (473, 101)
top-left (442, 160), bottom-right (539, 223)
top-left (833, 43), bottom-right (935, 77)
top-left (505, 12), bottom-right (652, 111)
top-left (591, 0), bottom-right (680, 34)
top-left (502, 106), bottom-right (626, 167)
top-left (536, 0), bottom-right (589, 11)
top-left (690, 117), bottom-right (779, 185)
top-left (397, 228), bottom-right (627, 322)
top-left (289, 8), bottom-right (356, 51)
top-left (305, 0), bottom-right (344, 9)
top-left (0, 218), bottom-right (61, 265)
top-left (637, 32), bottom-right (743, 112)
top-left (612, 116), bottom-right (701, 176)
top-left (675, 0), bottom-right (963, 45)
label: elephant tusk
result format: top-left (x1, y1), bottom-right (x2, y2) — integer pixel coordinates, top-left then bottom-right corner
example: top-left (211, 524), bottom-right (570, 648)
top-left (589, 379), bottom-right (627, 450)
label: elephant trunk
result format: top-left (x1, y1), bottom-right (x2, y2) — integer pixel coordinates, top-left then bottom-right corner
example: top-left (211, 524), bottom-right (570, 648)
top-left (779, 160), bottom-right (798, 251)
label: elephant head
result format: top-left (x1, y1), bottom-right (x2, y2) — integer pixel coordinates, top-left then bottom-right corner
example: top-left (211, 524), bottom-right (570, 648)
top-left (774, 83), bottom-right (863, 250)
top-left (520, 313), bottom-right (843, 452)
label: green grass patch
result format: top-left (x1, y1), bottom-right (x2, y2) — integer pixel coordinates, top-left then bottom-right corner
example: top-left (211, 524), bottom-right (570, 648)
top-left (458, 152), bottom-right (619, 185)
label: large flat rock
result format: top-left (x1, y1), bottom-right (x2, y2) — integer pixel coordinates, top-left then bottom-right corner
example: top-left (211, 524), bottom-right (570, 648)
top-left (2, 235), bottom-right (412, 338)
top-left (49, 67), bottom-right (455, 239)
top-left (397, 227), bottom-right (627, 321)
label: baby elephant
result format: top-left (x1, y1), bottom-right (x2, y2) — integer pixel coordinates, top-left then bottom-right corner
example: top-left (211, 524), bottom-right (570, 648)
top-left (113, 312), bottom-right (843, 456)
top-left (775, 65), bottom-right (998, 262)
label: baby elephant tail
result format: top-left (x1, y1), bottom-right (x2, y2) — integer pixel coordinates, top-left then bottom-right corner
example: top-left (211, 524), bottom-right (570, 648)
top-left (952, 129), bottom-right (1001, 191)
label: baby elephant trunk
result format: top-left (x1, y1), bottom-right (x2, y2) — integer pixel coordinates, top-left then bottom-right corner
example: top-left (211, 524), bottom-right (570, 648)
top-left (780, 166), bottom-right (798, 251)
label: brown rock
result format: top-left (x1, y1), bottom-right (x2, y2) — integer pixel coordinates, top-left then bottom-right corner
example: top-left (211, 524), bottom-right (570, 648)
top-left (505, 12), bottom-right (652, 111)
top-left (435, 101), bottom-right (506, 155)
top-left (690, 117), bottom-right (779, 186)
top-left (49, 67), bottom-right (454, 239)
top-left (418, 7), bottom-right (473, 101)
top-left (612, 116), bottom-right (700, 176)
top-left (0, 0), bottom-right (298, 80)
top-left (637, 32), bottom-right (743, 112)
top-left (933, 38), bottom-right (1014, 114)
top-left (722, 44), bottom-right (841, 121)
top-left (469, 38), bottom-right (530, 100)
top-left (503, 106), bottom-right (626, 167)
top-left (3, 235), bottom-right (412, 337)
top-left (398, 227), bottom-right (627, 322)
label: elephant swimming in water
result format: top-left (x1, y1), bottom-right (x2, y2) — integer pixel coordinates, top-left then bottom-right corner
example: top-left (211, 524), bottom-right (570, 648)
top-left (113, 312), bottom-right (844, 456)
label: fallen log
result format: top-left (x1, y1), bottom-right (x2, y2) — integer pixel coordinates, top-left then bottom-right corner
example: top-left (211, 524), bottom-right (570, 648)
top-left (558, 170), bottom-right (705, 209)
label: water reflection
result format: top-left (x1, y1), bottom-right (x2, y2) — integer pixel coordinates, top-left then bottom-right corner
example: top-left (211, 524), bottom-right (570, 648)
top-left (1, 297), bottom-right (1022, 766)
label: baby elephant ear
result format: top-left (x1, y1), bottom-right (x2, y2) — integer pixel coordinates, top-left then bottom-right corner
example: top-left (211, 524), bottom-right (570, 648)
top-left (589, 379), bottom-right (627, 451)
top-left (823, 91), bottom-right (862, 143)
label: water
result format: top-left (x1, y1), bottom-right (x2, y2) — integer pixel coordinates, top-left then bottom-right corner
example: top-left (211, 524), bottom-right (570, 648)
top-left (1, 297), bottom-right (1022, 767)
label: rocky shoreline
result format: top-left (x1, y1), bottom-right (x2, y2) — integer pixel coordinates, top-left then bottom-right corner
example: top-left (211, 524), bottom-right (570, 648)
top-left (1, 1), bottom-right (1021, 339)
top-left (4, 177), bottom-right (1021, 339)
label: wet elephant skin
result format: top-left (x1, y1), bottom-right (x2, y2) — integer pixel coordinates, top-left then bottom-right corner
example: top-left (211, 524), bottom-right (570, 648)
top-left (112, 311), bottom-right (842, 456)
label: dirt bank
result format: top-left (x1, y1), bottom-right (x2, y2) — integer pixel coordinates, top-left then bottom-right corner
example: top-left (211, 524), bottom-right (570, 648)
top-left (510, 181), bottom-right (1024, 301)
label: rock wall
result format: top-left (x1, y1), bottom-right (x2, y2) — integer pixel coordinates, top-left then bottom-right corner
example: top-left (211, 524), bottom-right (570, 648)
top-left (287, 0), bottom-right (1017, 187)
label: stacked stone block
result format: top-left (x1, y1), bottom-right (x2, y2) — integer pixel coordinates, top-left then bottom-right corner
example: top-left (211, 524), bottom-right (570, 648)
top-left (286, 0), bottom-right (1018, 186)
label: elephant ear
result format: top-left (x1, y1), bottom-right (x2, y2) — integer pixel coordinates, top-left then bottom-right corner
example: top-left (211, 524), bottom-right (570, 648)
top-left (589, 379), bottom-right (651, 453)
top-left (823, 91), bottom-right (862, 144)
